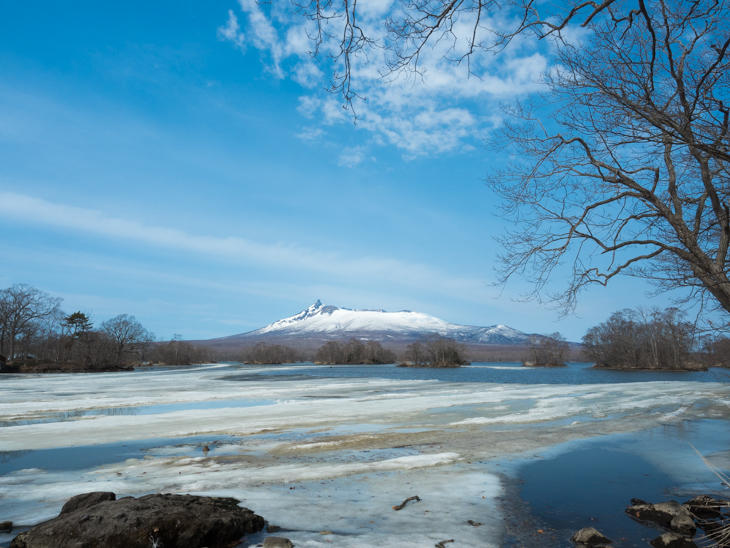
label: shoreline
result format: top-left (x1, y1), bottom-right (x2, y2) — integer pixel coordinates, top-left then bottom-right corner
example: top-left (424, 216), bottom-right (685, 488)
top-left (496, 472), bottom-right (563, 546)
top-left (494, 419), bottom-right (730, 547)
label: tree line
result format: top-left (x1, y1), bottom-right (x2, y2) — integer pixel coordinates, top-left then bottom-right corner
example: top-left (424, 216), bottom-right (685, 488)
top-left (582, 308), bottom-right (729, 370)
top-left (315, 339), bottom-right (396, 365)
top-left (0, 284), bottom-right (210, 370)
top-left (524, 308), bottom-right (730, 370)
top-left (239, 342), bottom-right (303, 365)
top-left (402, 338), bottom-right (469, 368)
top-left (5, 284), bottom-right (727, 371)
top-left (236, 337), bottom-right (469, 367)
top-left (524, 333), bottom-right (571, 367)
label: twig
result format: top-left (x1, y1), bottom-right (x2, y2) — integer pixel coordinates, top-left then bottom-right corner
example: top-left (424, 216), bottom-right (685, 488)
top-left (392, 495), bottom-right (421, 511)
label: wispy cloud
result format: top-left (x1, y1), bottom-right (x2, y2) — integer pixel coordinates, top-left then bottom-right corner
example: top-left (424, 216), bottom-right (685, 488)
top-left (220, 4), bottom-right (549, 158)
top-left (236, 0), bottom-right (285, 77)
top-left (217, 10), bottom-right (246, 51)
top-left (0, 191), bottom-right (497, 302)
top-left (295, 126), bottom-right (324, 141)
top-left (337, 145), bottom-right (365, 168)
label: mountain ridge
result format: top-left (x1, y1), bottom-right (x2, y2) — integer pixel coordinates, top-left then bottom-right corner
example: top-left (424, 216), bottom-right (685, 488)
top-left (203, 300), bottom-right (534, 347)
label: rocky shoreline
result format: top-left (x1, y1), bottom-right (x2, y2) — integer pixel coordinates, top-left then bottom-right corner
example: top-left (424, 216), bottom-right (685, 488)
top-left (569, 495), bottom-right (730, 547)
top-left (6, 492), bottom-right (267, 548)
top-left (4, 485), bottom-right (729, 547)
top-left (498, 470), bottom-right (730, 547)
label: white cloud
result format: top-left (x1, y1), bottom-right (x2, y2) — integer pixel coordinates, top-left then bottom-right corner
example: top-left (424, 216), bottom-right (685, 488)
top-left (295, 126), bottom-right (324, 141)
top-left (292, 61), bottom-right (322, 88)
top-left (217, 10), bottom-right (245, 50)
top-left (237, 0), bottom-right (285, 77)
top-left (284, 24), bottom-right (314, 57)
top-left (222, 3), bottom-right (550, 158)
top-left (337, 146), bottom-right (365, 167)
top-left (0, 191), bottom-right (498, 303)
top-left (296, 96), bottom-right (320, 118)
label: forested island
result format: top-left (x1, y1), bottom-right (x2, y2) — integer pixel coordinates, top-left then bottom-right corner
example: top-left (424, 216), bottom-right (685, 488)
top-left (522, 333), bottom-right (570, 367)
top-left (583, 308), bottom-right (725, 371)
top-left (398, 338), bottom-right (469, 368)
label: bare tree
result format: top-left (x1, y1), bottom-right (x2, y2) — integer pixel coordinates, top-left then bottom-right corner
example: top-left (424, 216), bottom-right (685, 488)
top-left (288, 1), bottom-right (729, 318)
top-left (403, 337), bottom-right (468, 367)
top-left (149, 338), bottom-right (212, 365)
top-left (701, 333), bottom-right (730, 366)
top-left (314, 338), bottom-right (395, 364)
top-left (101, 314), bottom-right (154, 364)
top-left (243, 342), bottom-right (301, 364)
top-left (525, 332), bottom-right (569, 366)
top-left (0, 284), bottom-right (62, 361)
top-left (404, 341), bottom-right (426, 366)
top-left (495, 0), bottom-right (730, 317)
top-left (295, 0), bottom-right (647, 112)
top-left (583, 307), bottom-right (696, 369)
top-left (315, 341), bottom-right (342, 364)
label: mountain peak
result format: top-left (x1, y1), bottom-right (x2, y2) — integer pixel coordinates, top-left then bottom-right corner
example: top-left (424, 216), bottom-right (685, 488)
top-left (243, 301), bottom-right (530, 345)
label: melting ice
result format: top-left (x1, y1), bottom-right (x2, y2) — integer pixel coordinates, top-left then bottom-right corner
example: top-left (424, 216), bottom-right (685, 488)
top-left (1, 363), bottom-right (729, 547)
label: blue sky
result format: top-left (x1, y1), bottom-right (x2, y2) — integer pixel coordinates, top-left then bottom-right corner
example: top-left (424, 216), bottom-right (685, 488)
top-left (0, 1), bottom-right (682, 340)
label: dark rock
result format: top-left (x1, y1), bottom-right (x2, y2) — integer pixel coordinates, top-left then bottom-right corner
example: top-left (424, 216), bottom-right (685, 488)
top-left (683, 495), bottom-right (729, 521)
top-left (60, 491), bottom-right (116, 514)
top-left (10, 492), bottom-right (264, 548)
top-left (570, 526), bottom-right (612, 546)
top-left (626, 500), bottom-right (696, 536)
top-left (650, 532), bottom-right (698, 548)
top-left (263, 537), bottom-right (294, 548)
top-left (266, 524), bottom-right (282, 533)
top-left (0, 521), bottom-right (12, 533)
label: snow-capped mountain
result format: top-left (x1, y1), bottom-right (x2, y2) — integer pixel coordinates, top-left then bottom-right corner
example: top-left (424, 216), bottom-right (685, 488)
top-left (210, 300), bottom-right (531, 346)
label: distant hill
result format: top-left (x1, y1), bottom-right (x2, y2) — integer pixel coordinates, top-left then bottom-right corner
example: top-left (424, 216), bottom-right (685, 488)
top-left (197, 300), bottom-right (537, 351)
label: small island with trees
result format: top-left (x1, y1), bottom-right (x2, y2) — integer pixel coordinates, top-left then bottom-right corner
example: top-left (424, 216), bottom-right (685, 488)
top-left (522, 333), bottom-right (570, 367)
top-left (314, 339), bottom-right (396, 365)
top-left (583, 308), bottom-right (708, 371)
top-left (399, 337), bottom-right (469, 368)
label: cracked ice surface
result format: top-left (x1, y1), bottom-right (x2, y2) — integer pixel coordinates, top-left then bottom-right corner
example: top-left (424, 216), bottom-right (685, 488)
top-left (1, 363), bottom-right (730, 547)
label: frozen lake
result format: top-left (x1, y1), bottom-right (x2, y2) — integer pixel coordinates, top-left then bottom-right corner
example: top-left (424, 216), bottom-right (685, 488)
top-left (1, 362), bottom-right (729, 547)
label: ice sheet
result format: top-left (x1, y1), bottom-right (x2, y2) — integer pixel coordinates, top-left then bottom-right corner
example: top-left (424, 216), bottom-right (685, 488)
top-left (1, 364), bottom-right (729, 546)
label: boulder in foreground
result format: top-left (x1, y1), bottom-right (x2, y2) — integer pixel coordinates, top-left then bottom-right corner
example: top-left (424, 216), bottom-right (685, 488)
top-left (626, 500), bottom-right (696, 536)
top-left (571, 526), bottom-right (612, 546)
top-left (11, 492), bottom-right (265, 548)
top-left (59, 491), bottom-right (116, 514)
top-left (650, 532), bottom-right (698, 548)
